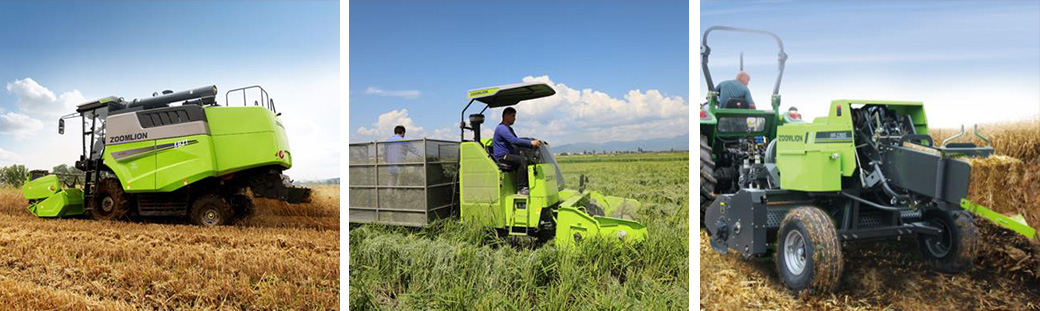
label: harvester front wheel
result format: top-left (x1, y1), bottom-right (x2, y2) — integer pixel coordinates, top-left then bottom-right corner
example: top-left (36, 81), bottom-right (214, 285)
top-left (89, 178), bottom-right (129, 221)
top-left (918, 210), bottom-right (978, 274)
top-left (190, 194), bottom-right (234, 227)
top-left (775, 206), bottom-right (843, 294)
top-left (700, 135), bottom-right (716, 227)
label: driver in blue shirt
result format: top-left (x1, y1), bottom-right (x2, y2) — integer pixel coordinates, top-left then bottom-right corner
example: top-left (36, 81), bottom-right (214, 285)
top-left (493, 107), bottom-right (542, 195)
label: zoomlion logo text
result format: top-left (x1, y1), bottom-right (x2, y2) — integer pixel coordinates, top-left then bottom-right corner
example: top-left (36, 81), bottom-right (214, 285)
top-left (777, 134), bottom-right (802, 142)
top-left (468, 88), bottom-right (497, 97)
top-left (109, 132), bottom-right (148, 143)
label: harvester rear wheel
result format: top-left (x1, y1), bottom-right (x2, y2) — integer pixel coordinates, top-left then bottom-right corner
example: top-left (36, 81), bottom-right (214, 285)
top-left (229, 195), bottom-right (256, 223)
top-left (700, 135), bottom-right (716, 228)
top-left (775, 206), bottom-right (843, 294)
top-left (918, 210), bottom-right (978, 274)
top-left (190, 194), bottom-right (234, 227)
top-left (89, 178), bottom-right (129, 221)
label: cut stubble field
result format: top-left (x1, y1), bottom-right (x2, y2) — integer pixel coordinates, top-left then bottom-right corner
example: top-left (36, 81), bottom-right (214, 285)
top-left (0, 185), bottom-right (340, 311)
top-left (349, 152), bottom-right (690, 310)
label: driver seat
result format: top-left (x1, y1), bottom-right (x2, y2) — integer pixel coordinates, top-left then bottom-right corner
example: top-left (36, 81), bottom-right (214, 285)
top-left (486, 146), bottom-right (514, 171)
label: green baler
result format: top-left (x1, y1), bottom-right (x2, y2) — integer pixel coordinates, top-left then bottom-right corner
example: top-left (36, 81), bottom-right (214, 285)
top-left (22, 85), bottom-right (311, 226)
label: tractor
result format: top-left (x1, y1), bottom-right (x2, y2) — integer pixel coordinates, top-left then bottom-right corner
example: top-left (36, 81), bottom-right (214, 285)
top-left (699, 26), bottom-right (803, 224)
top-left (699, 26), bottom-right (1036, 293)
top-left (21, 85), bottom-right (312, 226)
top-left (347, 82), bottom-right (647, 246)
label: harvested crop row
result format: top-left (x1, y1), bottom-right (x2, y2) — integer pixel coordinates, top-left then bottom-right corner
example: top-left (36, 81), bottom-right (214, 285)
top-left (0, 186), bottom-right (340, 311)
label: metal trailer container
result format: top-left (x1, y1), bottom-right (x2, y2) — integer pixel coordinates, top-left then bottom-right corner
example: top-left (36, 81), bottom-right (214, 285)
top-left (348, 138), bottom-right (459, 226)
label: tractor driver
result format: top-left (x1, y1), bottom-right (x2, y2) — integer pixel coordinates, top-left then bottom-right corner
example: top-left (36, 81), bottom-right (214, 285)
top-left (493, 107), bottom-right (542, 195)
top-left (717, 71), bottom-right (755, 109)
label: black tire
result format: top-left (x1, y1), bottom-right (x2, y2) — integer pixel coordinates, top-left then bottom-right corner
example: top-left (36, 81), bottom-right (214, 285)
top-left (918, 210), bottom-right (978, 273)
top-left (700, 135), bottom-right (717, 227)
top-left (88, 178), bottom-right (129, 221)
top-left (229, 195), bottom-right (256, 223)
top-left (189, 194), bottom-right (234, 227)
top-left (775, 206), bottom-right (843, 294)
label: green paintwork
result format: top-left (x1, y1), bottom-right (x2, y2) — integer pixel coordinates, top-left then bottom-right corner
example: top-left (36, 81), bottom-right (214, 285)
top-left (102, 106), bottom-right (291, 193)
top-left (458, 140), bottom-right (647, 244)
top-left (554, 193), bottom-right (648, 248)
top-left (774, 100), bottom-right (858, 191)
top-left (962, 199), bottom-right (1036, 241)
top-left (22, 174), bottom-right (85, 217)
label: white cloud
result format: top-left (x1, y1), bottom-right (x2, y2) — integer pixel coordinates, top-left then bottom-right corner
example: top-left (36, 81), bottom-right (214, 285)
top-left (498, 75), bottom-right (689, 144)
top-left (354, 76), bottom-right (690, 145)
top-left (365, 86), bottom-right (421, 99)
top-left (355, 109), bottom-right (427, 141)
top-left (0, 111), bottom-right (44, 138)
top-left (0, 147), bottom-right (22, 166)
top-left (5, 78), bottom-right (87, 118)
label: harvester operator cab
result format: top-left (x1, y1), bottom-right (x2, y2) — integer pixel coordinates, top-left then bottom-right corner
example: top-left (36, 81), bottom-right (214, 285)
top-left (460, 82), bottom-right (564, 187)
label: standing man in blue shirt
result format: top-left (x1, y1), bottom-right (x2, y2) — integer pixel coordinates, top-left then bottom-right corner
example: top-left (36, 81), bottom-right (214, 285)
top-left (385, 125), bottom-right (421, 186)
top-left (493, 107), bottom-right (542, 195)
top-left (716, 71), bottom-right (755, 109)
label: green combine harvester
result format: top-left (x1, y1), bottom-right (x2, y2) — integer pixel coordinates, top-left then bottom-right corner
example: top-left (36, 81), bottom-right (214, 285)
top-left (22, 85), bottom-right (311, 226)
top-left (700, 26), bottom-right (1037, 293)
top-left (348, 83), bottom-right (647, 246)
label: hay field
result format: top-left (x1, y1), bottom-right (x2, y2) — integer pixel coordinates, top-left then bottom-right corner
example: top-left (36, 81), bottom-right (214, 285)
top-left (701, 118), bottom-right (1040, 311)
top-left (348, 152), bottom-right (689, 310)
top-left (0, 185), bottom-right (340, 311)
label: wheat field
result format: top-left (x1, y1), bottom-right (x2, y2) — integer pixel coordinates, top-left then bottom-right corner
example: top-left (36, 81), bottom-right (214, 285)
top-left (0, 185), bottom-right (340, 311)
top-left (701, 118), bottom-right (1040, 311)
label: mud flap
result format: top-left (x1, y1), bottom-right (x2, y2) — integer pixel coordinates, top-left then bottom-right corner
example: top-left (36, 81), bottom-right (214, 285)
top-left (704, 189), bottom-right (769, 257)
top-left (557, 192), bottom-right (644, 248)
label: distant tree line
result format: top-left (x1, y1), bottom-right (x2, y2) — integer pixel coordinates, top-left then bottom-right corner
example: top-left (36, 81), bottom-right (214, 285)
top-left (0, 164), bottom-right (83, 188)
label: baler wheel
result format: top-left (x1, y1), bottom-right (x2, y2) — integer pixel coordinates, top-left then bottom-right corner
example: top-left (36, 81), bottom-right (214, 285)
top-left (190, 194), bottom-right (234, 227)
top-left (775, 206), bottom-right (843, 294)
top-left (700, 135), bottom-right (717, 228)
top-left (918, 210), bottom-right (978, 274)
top-left (89, 178), bottom-right (129, 221)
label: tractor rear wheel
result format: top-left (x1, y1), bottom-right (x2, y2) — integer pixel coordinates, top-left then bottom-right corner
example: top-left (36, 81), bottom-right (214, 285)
top-left (700, 135), bottom-right (716, 227)
top-left (89, 178), bottom-right (129, 221)
top-left (775, 206), bottom-right (843, 294)
top-left (190, 194), bottom-right (234, 227)
top-left (918, 210), bottom-right (978, 273)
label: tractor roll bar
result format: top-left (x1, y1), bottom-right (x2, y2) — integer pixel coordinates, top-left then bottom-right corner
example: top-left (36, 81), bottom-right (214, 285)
top-left (701, 26), bottom-right (788, 96)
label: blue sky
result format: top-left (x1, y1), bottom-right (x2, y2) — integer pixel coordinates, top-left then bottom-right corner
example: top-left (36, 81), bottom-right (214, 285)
top-left (0, 1), bottom-right (339, 180)
top-left (349, 0), bottom-right (690, 144)
top-left (700, 1), bottom-right (1040, 127)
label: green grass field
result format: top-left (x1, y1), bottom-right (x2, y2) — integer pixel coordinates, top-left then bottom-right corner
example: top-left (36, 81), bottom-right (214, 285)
top-left (348, 152), bottom-right (690, 310)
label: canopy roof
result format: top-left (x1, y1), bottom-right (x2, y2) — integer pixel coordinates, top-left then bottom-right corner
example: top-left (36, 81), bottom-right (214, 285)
top-left (466, 82), bottom-right (556, 108)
